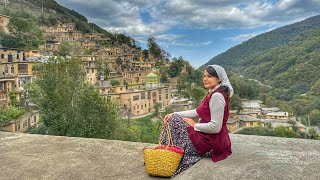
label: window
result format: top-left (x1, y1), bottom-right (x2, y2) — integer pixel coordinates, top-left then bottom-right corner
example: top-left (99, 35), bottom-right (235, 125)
top-left (250, 122), bottom-right (254, 126)
top-left (18, 64), bottom-right (28, 74)
top-left (133, 95), bottom-right (139, 101)
top-left (15, 124), bottom-right (20, 131)
top-left (8, 54), bottom-right (12, 62)
top-left (23, 120), bottom-right (27, 128)
top-left (147, 92), bottom-right (151, 99)
top-left (11, 67), bottom-right (14, 74)
top-left (1, 54), bottom-right (4, 59)
top-left (166, 94), bottom-right (169, 99)
top-left (0, 82), bottom-right (4, 90)
top-left (5, 66), bottom-right (8, 73)
top-left (141, 92), bottom-right (145, 99)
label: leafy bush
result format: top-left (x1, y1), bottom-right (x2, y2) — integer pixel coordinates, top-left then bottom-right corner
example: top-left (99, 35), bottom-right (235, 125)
top-left (0, 107), bottom-right (28, 125)
top-left (110, 80), bottom-right (120, 86)
top-left (112, 115), bottom-right (163, 144)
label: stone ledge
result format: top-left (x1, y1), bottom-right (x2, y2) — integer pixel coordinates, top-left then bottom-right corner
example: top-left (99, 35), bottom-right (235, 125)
top-left (0, 132), bottom-right (319, 180)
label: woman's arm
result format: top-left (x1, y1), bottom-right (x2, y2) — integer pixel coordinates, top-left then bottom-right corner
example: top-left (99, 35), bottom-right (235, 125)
top-left (174, 109), bottom-right (198, 118)
top-left (194, 93), bottom-right (225, 134)
top-left (164, 109), bottom-right (198, 124)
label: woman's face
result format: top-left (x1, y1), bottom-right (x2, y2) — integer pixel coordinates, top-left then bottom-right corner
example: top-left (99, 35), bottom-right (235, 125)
top-left (203, 69), bottom-right (221, 89)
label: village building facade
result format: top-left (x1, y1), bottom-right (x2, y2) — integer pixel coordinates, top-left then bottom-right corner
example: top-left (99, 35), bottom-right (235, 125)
top-left (0, 110), bottom-right (40, 133)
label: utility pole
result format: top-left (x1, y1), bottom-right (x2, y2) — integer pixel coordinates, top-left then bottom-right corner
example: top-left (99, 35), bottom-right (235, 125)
top-left (308, 116), bottom-right (310, 127)
top-left (42, 0), bottom-right (44, 13)
top-left (4, 0), bottom-right (8, 6)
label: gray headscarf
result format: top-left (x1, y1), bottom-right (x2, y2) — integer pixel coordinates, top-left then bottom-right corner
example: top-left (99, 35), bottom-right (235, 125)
top-left (208, 65), bottom-right (234, 97)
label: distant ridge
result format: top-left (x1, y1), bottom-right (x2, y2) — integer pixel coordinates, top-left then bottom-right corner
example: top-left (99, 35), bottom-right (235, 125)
top-left (202, 14), bottom-right (320, 69)
top-left (201, 14), bottom-right (320, 92)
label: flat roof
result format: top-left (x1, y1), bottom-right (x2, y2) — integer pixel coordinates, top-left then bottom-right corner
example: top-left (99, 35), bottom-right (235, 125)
top-left (266, 112), bottom-right (288, 116)
top-left (241, 101), bottom-right (261, 109)
top-left (237, 115), bottom-right (261, 122)
top-left (261, 107), bottom-right (280, 111)
top-left (0, 14), bottom-right (10, 18)
top-left (227, 118), bottom-right (239, 124)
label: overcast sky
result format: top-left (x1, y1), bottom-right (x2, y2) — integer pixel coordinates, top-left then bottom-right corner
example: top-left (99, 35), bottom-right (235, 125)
top-left (55, 0), bottom-right (320, 68)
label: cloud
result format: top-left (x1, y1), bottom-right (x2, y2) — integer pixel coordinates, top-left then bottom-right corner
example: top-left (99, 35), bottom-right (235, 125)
top-left (156, 34), bottom-right (212, 47)
top-left (56, 0), bottom-right (320, 44)
top-left (225, 32), bottom-right (262, 42)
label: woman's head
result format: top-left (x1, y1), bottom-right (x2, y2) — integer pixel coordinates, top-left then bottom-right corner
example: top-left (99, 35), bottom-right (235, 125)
top-left (204, 65), bottom-right (234, 97)
top-left (203, 66), bottom-right (221, 89)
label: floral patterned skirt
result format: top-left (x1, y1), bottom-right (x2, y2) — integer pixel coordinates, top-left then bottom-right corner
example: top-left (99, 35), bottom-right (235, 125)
top-left (159, 114), bottom-right (203, 177)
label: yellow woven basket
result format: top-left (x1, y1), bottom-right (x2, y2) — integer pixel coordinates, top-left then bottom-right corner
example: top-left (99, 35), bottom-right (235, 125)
top-left (143, 123), bottom-right (184, 177)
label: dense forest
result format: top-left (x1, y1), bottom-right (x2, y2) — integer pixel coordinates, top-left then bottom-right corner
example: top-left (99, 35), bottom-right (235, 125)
top-left (201, 15), bottom-right (320, 126)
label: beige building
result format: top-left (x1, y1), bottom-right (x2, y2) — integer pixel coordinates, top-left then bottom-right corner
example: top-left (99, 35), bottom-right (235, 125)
top-left (261, 107), bottom-right (280, 115)
top-left (122, 71), bottom-right (146, 84)
top-left (1, 110), bottom-right (40, 133)
top-left (105, 86), bottom-right (170, 117)
top-left (171, 97), bottom-right (192, 112)
top-left (168, 77), bottom-right (178, 89)
top-left (229, 110), bottom-right (238, 118)
top-left (41, 23), bottom-right (76, 33)
top-left (265, 112), bottom-right (289, 120)
top-left (101, 72), bottom-right (171, 117)
top-left (227, 118), bottom-right (239, 133)
top-left (129, 62), bottom-right (155, 71)
top-left (0, 76), bottom-right (13, 107)
top-left (0, 14), bottom-right (10, 33)
top-left (0, 47), bottom-right (37, 105)
top-left (238, 115), bottom-right (261, 128)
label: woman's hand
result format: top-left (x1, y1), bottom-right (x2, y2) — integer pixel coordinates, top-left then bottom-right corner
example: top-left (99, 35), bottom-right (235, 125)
top-left (184, 118), bottom-right (196, 127)
top-left (163, 113), bottom-right (173, 124)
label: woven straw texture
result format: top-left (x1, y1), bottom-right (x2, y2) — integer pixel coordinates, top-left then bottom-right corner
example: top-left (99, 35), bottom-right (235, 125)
top-left (143, 148), bottom-right (183, 177)
top-left (143, 123), bottom-right (184, 177)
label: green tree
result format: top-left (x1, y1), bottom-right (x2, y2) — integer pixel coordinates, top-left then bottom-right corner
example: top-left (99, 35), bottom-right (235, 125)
top-left (147, 36), bottom-right (162, 58)
top-left (190, 85), bottom-right (206, 108)
top-left (310, 79), bottom-right (320, 96)
top-left (116, 57), bottom-right (123, 66)
top-left (273, 126), bottom-right (296, 138)
top-left (168, 61), bottom-right (181, 78)
top-left (28, 56), bottom-right (119, 138)
top-left (57, 42), bottom-right (71, 57)
top-left (308, 128), bottom-right (320, 140)
top-left (8, 92), bottom-right (18, 107)
top-left (67, 84), bottom-right (119, 138)
top-left (153, 102), bottom-right (162, 117)
top-left (309, 109), bottom-right (320, 126)
top-left (110, 80), bottom-right (120, 86)
top-left (230, 94), bottom-right (241, 111)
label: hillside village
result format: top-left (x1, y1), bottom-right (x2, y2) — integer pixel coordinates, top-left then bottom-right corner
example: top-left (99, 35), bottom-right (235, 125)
top-left (1, 12), bottom-right (317, 138)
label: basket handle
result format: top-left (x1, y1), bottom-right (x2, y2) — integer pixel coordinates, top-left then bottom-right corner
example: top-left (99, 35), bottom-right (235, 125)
top-left (158, 123), bottom-right (174, 147)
